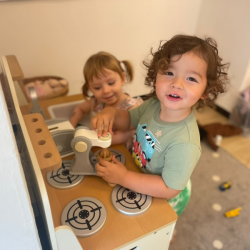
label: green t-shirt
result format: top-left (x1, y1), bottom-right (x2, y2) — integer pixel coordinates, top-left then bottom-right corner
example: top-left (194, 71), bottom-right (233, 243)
top-left (128, 97), bottom-right (201, 190)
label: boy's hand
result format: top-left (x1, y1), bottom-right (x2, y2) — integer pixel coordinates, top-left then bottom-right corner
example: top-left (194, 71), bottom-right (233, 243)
top-left (91, 107), bottom-right (116, 137)
top-left (95, 155), bottom-right (127, 185)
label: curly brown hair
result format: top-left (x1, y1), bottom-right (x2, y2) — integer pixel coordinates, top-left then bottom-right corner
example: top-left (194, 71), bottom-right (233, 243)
top-left (82, 51), bottom-right (134, 98)
top-left (143, 34), bottom-right (229, 107)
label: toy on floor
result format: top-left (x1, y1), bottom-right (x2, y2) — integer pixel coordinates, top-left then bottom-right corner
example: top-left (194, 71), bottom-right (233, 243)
top-left (219, 181), bottom-right (232, 191)
top-left (198, 122), bottom-right (242, 151)
top-left (225, 207), bottom-right (242, 218)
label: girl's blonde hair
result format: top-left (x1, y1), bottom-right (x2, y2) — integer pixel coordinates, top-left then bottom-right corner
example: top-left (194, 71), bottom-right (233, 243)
top-left (82, 51), bottom-right (134, 98)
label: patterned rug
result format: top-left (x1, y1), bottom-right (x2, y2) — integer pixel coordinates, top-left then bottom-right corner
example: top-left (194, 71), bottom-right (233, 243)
top-left (169, 141), bottom-right (250, 250)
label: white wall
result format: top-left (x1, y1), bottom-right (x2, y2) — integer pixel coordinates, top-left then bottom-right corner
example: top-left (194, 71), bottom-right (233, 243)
top-left (1, 0), bottom-right (250, 112)
top-left (0, 0), bottom-right (201, 97)
top-left (196, 0), bottom-right (250, 112)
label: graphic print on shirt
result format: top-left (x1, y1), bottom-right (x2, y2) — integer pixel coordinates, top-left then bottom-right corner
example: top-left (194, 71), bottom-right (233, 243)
top-left (132, 124), bottom-right (161, 169)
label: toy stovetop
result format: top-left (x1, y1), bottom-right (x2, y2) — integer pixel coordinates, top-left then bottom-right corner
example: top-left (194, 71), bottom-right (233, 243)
top-left (41, 144), bottom-right (177, 250)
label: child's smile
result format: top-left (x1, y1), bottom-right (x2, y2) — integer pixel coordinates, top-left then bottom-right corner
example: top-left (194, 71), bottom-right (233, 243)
top-left (155, 51), bottom-right (207, 122)
top-left (89, 69), bottom-right (126, 107)
top-left (104, 94), bottom-right (115, 100)
top-left (167, 93), bottom-right (183, 101)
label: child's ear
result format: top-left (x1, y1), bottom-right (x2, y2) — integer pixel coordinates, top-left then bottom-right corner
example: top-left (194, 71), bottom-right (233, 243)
top-left (201, 91), bottom-right (208, 100)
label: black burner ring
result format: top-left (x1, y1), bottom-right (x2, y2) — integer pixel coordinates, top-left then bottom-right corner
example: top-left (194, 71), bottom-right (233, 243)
top-left (127, 191), bottom-right (137, 200)
top-left (79, 210), bottom-right (89, 219)
top-left (62, 169), bottom-right (70, 176)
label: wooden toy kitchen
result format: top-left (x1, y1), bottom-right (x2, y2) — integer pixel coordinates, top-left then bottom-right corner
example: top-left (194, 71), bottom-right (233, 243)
top-left (0, 56), bottom-right (177, 250)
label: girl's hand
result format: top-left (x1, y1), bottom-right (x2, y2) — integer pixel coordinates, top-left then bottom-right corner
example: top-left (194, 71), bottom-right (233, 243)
top-left (91, 107), bottom-right (116, 137)
top-left (95, 155), bottom-right (127, 185)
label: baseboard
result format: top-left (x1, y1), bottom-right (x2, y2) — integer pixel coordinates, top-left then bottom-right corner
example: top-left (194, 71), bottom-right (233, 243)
top-left (214, 105), bottom-right (230, 119)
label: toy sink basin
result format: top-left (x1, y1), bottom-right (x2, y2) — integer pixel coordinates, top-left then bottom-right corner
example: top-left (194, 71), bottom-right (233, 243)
top-left (48, 100), bottom-right (95, 128)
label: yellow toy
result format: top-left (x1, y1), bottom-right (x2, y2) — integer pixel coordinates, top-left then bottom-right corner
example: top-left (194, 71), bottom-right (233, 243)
top-left (225, 207), bottom-right (242, 218)
top-left (219, 181), bottom-right (232, 191)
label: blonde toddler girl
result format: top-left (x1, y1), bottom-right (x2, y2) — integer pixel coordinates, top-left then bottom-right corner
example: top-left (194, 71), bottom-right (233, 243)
top-left (70, 51), bottom-right (143, 146)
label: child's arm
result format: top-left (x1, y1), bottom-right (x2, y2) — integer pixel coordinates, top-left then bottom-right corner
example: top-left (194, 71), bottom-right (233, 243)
top-left (91, 107), bottom-right (134, 137)
top-left (70, 99), bottom-right (92, 128)
top-left (111, 130), bottom-right (135, 145)
top-left (96, 156), bottom-right (181, 199)
top-left (111, 104), bottom-right (138, 145)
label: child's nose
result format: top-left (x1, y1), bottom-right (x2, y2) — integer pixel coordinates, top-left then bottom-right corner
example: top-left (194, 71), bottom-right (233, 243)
top-left (103, 85), bottom-right (110, 93)
top-left (171, 78), bottom-right (184, 89)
